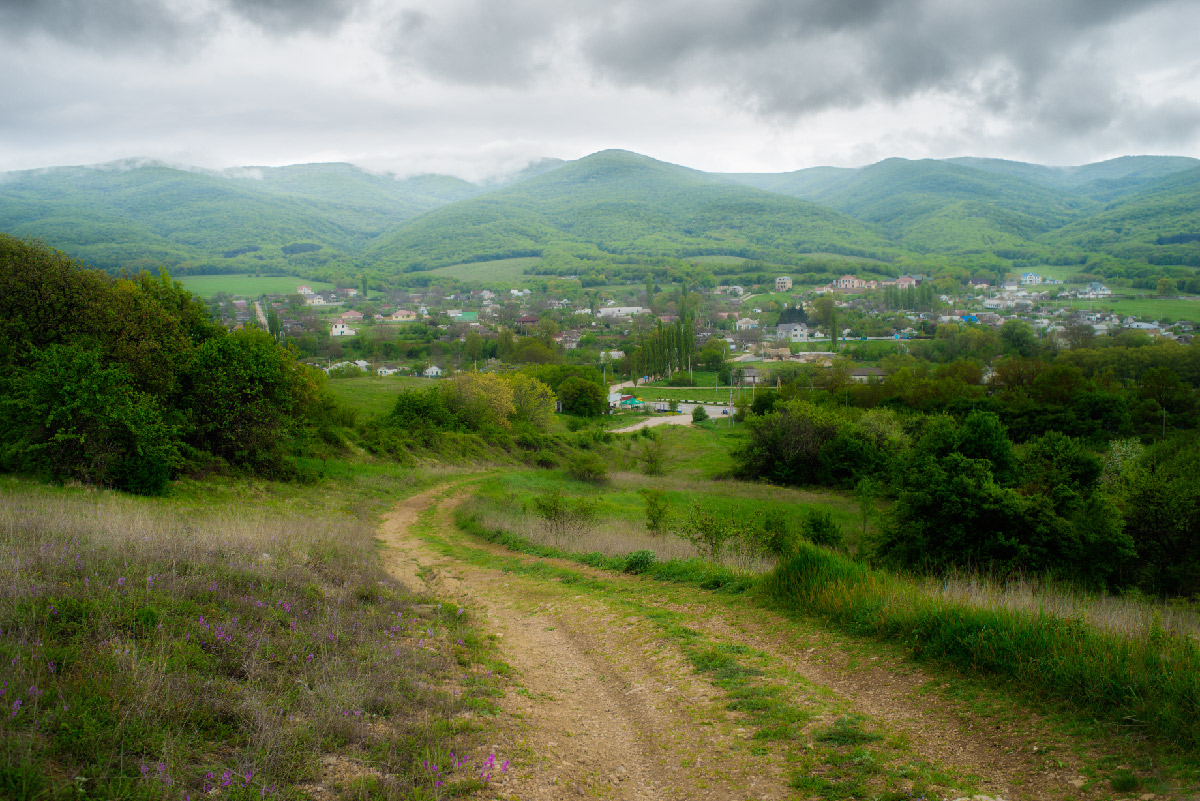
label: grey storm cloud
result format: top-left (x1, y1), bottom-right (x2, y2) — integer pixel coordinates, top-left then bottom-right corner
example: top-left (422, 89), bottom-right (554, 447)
top-left (223, 0), bottom-right (358, 33)
top-left (0, 0), bottom-right (197, 47)
top-left (571, 0), bottom-right (1171, 113)
top-left (373, 0), bottom-right (1200, 143)
top-left (1, 0), bottom-right (1198, 172)
top-left (0, 0), bottom-right (360, 46)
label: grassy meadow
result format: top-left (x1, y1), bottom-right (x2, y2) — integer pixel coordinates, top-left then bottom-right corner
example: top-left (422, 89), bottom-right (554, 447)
top-left (461, 422), bottom-right (867, 572)
top-left (440, 420), bottom-right (1200, 755)
top-left (424, 257), bottom-right (542, 283)
top-left (455, 443), bottom-right (1200, 752)
top-left (1061, 296), bottom-right (1200, 321)
top-left (175, 274), bottom-right (336, 298)
top-left (325, 375), bottom-right (439, 418)
top-left (0, 468), bottom-right (506, 800)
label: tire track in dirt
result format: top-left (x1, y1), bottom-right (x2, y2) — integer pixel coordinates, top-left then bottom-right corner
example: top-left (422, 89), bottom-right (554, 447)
top-left (675, 604), bottom-right (1087, 801)
top-left (379, 485), bottom-right (1149, 801)
top-left (379, 486), bottom-right (791, 800)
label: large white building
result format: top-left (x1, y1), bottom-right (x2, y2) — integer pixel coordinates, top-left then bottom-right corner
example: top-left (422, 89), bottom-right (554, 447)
top-left (597, 306), bottom-right (646, 318)
top-left (776, 323), bottom-right (810, 341)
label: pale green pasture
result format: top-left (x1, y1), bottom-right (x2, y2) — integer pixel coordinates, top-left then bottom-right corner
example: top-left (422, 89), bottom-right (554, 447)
top-left (1026, 265), bottom-right (1088, 281)
top-left (176, 273), bottom-right (334, 298)
top-left (425, 257), bottom-right (543, 282)
top-left (1062, 296), bottom-right (1200, 322)
top-left (325, 375), bottom-right (438, 417)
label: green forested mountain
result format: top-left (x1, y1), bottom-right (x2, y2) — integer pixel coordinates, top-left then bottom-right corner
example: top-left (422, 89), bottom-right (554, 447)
top-left (946, 155), bottom-right (1200, 200)
top-left (1039, 166), bottom-right (1200, 268)
top-left (2, 150), bottom-right (1199, 285)
top-left (725, 158), bottom-right (1097, 255)
top-left (718, 166), bottom-right (855, 199)
top-left (0, 161), bottom-right (481, 275)
top-left (367, 150), bottom-right (897, 270)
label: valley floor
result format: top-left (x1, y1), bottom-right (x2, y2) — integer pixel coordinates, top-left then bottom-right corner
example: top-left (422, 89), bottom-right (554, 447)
top-left (379, 481), bottom-right (1188, 801)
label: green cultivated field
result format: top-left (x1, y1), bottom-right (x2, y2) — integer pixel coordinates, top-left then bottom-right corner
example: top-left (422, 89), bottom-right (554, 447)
top-left (1062, 296), bottom-right (1200, 321)
top-left (426, 256), bottom-right (543, 283)
top-left (634, 386), bottom-right (733, 404)
top-left (326, 375), bottom-right (439, 417)
top-left (743, 290), bottom-right (805, 306)
top-left (176, 273), bottom-right (335, 298)
top-left (688, 255), bottom-right (764, 266)
top-left (1027, 265), bottom-right (1089, 281)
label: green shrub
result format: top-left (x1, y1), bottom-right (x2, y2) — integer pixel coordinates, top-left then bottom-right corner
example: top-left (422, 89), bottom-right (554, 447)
top-left (1110, 770), bottom-right (1140, 793)
top-left (761, 508), bottom-right (797, 556)
top-left (639, 435), bottom-right (668, 475)
top-left (640, 488), bottom-right (670, 534)
top-left (532, 488), bottom-right (598, 545)
top-left (802, 509), bottom-right (843, 548)
top-left (566, 452), bottom-right (608, 484)
top-left (692, 405), bottom-right (709, 422)
top-left (762, 540), bottom-right (1200, 748)
top-left (623, 550), bottom-right (657, 574)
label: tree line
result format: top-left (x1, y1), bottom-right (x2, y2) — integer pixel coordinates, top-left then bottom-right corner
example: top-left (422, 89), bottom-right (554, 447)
top-left (733, 340), bottom-right (1200, 596)
top-left (0, 236), bottom-right (337, 493)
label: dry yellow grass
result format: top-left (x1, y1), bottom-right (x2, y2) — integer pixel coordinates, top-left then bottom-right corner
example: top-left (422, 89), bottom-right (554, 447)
top-left (922, 570), bottom-right (1200, 642)
top-left (474, 505), bottom-right (777, 573)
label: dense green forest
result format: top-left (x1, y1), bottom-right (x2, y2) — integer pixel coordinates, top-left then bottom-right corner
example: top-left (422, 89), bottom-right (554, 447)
top-left (729, 330), bottom-right (1200, 596)
top-left (4, 150), bottom-right (1199, 290)
top-left (0, 236), bottom-right (347, 492)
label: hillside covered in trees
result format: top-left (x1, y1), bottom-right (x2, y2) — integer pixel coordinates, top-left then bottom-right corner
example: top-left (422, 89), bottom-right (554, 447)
top-left (3, 150), bottom-right (1199, 290)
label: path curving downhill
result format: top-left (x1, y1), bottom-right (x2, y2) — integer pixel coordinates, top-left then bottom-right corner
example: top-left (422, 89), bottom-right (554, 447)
top-left (378, 484), bottom-right (1176, 801)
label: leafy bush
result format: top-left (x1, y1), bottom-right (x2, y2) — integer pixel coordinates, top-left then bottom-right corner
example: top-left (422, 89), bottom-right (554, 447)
top-left (638, 434), bottom-right (668, 475)
top-left (640, 488), bottom-right (670, 534)
top-left (566, 452), bottom-right (608, 484)
top-left (761, 508), bottom-right (797, 556)
top-left (735, 399), bottom-right (842, 484)
top-left (667, 371), bottom-right (695, 386)
top-left (531, 489), bottom-right (598, 545)
top-left (802, 510), bottom-right (843, 548)
top-left (557, 376), bottom-right (607, 416)
top-left (623, 550), bottom-right (657, 574)
top-left (390, 387), bottom-right (461, 430)
top-left (0, 344), bottom-right (177, 494)
top-left (692, 405), bottom-right (709, 422)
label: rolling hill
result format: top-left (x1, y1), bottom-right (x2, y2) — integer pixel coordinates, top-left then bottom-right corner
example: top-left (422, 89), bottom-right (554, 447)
top-left (1039, 166), bottom-right (1200, 266)
top-left (3, 149), bottom-right (1200, 284)
top-left (0, 160), bottom-right (482, 273)
top-left (723, 158), bottom-right (1099, 254)
top-left (946, 155), bottom-right (1200, 201)
top-left (366, 150), bottom-right (899, 270)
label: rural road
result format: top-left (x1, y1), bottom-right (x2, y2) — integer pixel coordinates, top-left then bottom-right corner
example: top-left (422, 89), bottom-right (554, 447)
top-left (377, 483), bottom-right (1155, 801)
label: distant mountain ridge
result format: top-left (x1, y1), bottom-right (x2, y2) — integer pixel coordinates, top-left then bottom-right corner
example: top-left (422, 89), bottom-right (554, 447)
top-left (366, 150), bottom-right (896, 269)
top-left (2, 150), bottom-right (1199, 279)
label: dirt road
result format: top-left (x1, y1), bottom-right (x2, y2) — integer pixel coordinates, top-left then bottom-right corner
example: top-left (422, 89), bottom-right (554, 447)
top-left (378, 484), bottom-right (1169, 801)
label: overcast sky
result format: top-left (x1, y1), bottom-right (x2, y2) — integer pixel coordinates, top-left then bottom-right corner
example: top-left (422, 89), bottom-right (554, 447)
top-left (3, 0), bottom-right (1200, 180)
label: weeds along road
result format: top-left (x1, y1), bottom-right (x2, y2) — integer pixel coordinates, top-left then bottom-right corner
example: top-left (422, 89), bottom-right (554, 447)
top-left (379, 482), bottom-right (1184, 801)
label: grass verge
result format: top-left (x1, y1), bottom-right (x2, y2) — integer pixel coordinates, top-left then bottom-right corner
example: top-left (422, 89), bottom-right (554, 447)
top-left (456, 481), bottom-right (1200, 788)
top-left (763, 541), bottom-right (1200, 749)
top-left (0, 478), bottom-right (506, 800)
top-left (437, 497), bottom-right (973, 799)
